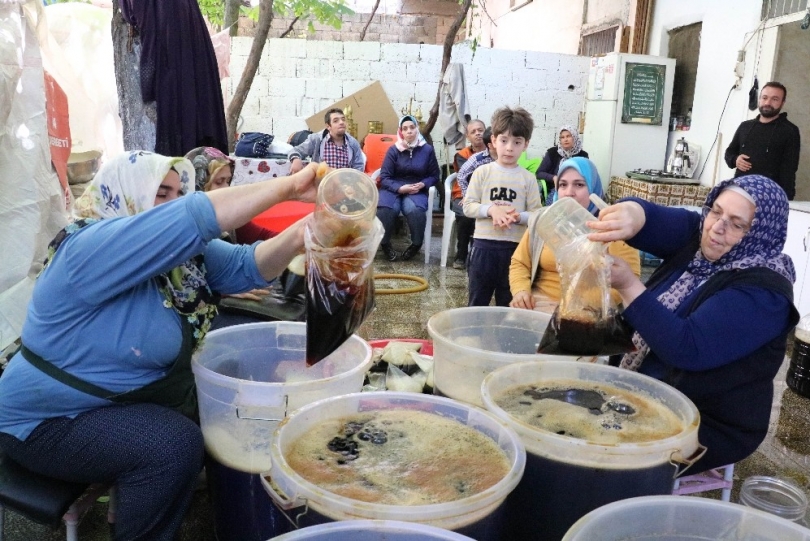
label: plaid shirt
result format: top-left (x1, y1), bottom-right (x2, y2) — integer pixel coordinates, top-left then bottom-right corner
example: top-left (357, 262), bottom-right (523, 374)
top-left (321, 137), bottom-right (350, 169)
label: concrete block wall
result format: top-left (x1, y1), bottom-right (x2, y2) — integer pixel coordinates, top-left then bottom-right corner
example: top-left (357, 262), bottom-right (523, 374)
top-left (228, 38), bottom-right (590, 162)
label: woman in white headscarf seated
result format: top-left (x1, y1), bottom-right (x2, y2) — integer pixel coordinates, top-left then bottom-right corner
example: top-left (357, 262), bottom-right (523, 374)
top-left (0, 151), bottom-right (321, 540)
top-left (375, 115), bottom-right (440, 262)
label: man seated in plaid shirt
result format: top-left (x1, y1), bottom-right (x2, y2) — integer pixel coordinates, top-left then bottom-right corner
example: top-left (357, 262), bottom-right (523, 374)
top-left (288, 108), bottom-right (365, 173)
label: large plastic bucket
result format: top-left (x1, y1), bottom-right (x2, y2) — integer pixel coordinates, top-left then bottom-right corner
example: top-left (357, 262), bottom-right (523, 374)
top-left (191, 322), bottom-right (372, 541)
top-left (264, 391), bottom-right (526, 541)
top-left (481, 361), bottom-right (703, 541)
top-left (563, 496), bottom-right (810, 540)
top-left (427, 307), bottom-right (584, 406)
top-left (272, 520), bottom-right (475, 540)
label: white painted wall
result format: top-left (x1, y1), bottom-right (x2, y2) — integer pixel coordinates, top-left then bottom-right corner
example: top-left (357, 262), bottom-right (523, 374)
top-left (227, 38), bottom-right (590, 161)
top-left (469, 0), bottom-right (584, 54)
top-left (583, 0), bottom-right (631, 26)
top-left (648, 0), bottom-right (766, 186)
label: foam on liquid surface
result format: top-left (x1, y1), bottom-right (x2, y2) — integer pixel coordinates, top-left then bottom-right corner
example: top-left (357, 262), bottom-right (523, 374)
top-left (494, 379), bottom-right (684, 445)
top-left (285, 409), bottom-right (510, 505)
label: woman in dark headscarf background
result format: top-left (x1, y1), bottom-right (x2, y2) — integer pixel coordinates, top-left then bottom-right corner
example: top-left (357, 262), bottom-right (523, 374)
top-left (536, 125), bottom-right (588, 200)
top-left (589, 175), bottom-right (799, 473)
top-left (117, 0), bottom-right (228, 155)
top-left (375, 115), bottom-right (440, 262)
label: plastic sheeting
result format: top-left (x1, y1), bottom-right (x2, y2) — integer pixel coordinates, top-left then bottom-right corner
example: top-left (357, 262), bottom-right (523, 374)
top-left (0, 0), bottom-right (68, 350)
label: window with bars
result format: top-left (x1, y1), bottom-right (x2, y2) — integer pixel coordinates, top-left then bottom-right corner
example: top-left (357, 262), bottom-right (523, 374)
top-left (762, 0), bottom-right (808, 19)
top-left (580, 26), bottom-right (619, 57)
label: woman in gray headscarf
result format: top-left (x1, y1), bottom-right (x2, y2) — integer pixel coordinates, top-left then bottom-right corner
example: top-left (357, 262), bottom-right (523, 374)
top-left (536, 125), bottom-right (589, 200)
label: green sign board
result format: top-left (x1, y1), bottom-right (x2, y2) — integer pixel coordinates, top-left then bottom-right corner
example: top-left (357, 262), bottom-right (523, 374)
top-left (621, 62), bottom-right (666, 125)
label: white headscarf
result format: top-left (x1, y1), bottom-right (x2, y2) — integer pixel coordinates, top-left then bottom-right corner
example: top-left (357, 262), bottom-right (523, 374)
top-left (73, 151), bottom-right (195, 220)
top-left (557, 125), bottom-right (583, 159)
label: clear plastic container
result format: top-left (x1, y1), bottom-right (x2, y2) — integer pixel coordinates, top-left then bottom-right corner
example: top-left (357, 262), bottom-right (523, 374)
top-left (481, 361), bottom-right (703, 541)
top-left (562, 495), bottom-right (810, 540)
top-left (310, 168), bottom-right (378, 248)
top-left (191, 321), bottom-right (372, 474)
top-left (739, 476), bottom-right (809, 523)
top-left (271, 520), bottom-right (476, 540)
top-left (263, 391), bottom-right (526, 540)
top-left (427, 307), bottom-right (587, 406)
top-left (532, 197), bottom-right (603, 258)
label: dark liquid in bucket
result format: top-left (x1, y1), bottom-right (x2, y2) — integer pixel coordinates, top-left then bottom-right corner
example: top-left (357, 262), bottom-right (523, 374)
top-left (504, 452), bottom-right (675, 541)
top-left (787, 338), bottom-right (810, 398)
top-left (538, 309), bottom-right (635, 356)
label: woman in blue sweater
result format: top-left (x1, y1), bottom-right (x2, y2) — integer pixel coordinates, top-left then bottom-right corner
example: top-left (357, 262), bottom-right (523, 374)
top-left (589, 175), bottom-right (798, 472)
top-left (376, 115), bottom-right (440, 261)
top-left (0, 151), bottom-right (320, 540)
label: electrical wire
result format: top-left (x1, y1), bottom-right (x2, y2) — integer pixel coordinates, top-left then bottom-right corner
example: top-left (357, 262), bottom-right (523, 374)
top-left (696, 84), bottom-right (736, 180)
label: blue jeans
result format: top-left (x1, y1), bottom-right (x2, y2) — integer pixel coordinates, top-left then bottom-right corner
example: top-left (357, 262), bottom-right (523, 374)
top-left (376, 195), bottom-right (427, 246)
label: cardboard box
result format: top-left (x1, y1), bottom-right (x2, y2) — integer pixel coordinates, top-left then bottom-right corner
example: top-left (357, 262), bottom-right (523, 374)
top-left (307, 81), bottom-right (400, 144)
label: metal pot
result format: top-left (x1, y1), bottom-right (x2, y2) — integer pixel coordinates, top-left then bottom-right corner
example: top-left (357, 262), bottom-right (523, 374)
top-left (66, 150), bottom-right (102, 185)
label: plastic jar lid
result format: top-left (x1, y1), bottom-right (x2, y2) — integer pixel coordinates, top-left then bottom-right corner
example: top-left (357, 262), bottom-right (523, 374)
top-left (739, 476), bottom-right (809, 522)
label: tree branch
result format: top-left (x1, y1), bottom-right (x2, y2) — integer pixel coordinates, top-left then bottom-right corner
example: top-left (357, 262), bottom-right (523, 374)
top-left (224, 0), bottom-right (241, 37)
top-left (280, 15), bottom-right (300, 37)
top-left (422, 0), bottom-right (473, 143)
top-left (359, 0), bottom-right (381, 41)
top-left (226, 0), bottom-right (275, 151)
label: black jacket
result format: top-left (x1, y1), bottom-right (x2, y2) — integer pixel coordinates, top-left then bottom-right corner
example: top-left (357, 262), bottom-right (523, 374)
top-left (724, 113), bottom-right (801, 199)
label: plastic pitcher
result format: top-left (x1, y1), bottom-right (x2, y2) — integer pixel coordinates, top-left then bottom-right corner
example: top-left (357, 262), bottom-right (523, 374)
top-left (310, 168), bottom-right (378, 248)
top-left (532, 197), bottom-right (603, 259)
top-left (563, 496), bottom-right (810, 540)
top-left (264, 391), bottom-right (526, 541)
top-left (481, 361), bottom-right (704, 541)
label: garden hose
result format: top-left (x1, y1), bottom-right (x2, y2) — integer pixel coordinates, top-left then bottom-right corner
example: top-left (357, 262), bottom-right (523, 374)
top-left (374, 273), bottom-right (429, 295)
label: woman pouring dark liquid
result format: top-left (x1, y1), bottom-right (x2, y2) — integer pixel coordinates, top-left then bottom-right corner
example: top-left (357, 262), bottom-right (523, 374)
top-left (588, 175), bottom-right (799, 472)
top-left (0, 151), bottom-right (321, 540)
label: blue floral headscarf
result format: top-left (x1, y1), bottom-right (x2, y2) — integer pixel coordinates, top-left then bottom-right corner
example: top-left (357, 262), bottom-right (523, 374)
top-left (51, 151), bottom-right (216, 347)
top-left (622, 174), bottom-right (795, 371)
top-left (551, 156), bottom-right (604, 215)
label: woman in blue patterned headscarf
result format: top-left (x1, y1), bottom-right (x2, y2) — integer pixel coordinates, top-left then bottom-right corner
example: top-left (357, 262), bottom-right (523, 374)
top-left (589, 175), bottom-right (799, 473)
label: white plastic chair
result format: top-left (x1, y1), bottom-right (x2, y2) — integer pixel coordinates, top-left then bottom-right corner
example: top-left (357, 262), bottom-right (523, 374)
top-left (371, 169), bottom-right (435, 264)
top-left (440, 173), bottom-right (458, 267)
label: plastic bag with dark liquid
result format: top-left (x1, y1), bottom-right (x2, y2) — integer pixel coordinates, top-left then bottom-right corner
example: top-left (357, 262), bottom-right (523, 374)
top-left (533, 199), bottom-right (635, 356)
top-left (305, 169), bottom-right (383, 366)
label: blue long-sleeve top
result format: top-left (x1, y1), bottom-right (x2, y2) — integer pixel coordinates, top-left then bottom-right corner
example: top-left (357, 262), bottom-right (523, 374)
top-left (0, 192), bottom-right (270, 440)
top-left (378, 144), bottom-right (440, 210)
top-left (621, 198), bottom-right (793, 377)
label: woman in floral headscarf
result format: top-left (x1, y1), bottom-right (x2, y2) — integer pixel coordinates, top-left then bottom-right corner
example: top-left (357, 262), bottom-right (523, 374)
top-left (375, 115), bottom-right (440, 261)
top-left (0, 151), bottom-right (321, 540)
top-left (589, 175), bottom-right (799, 473)
top-left (536, 125), bottom-right (588, 201)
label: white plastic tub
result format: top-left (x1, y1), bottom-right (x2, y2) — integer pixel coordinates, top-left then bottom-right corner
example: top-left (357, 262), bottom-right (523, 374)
top-left (481, 361), bottom-right (704, 541)
top-left (427, 307), bottom-right (584, 406)
top-left (192, 322), bottom-right (372, 474)
top-left (563, 495), bottom-right (810, 540)
top-left (264, 391), bottom-right (526, 540)
top-left (271, 520), bottom-right (475, 540)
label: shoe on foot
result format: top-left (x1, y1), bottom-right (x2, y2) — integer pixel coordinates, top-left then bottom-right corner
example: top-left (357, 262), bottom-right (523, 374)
top-left (452, 258), bottom-right (466, 270)
top-left (400, 244), bottom-right (421, 261)
top-left (381, 243), bottom-right (398, 261)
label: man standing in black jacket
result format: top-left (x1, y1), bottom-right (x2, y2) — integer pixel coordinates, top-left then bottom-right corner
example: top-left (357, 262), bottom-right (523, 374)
top-left (724, 82), bottom-right (801, 199)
